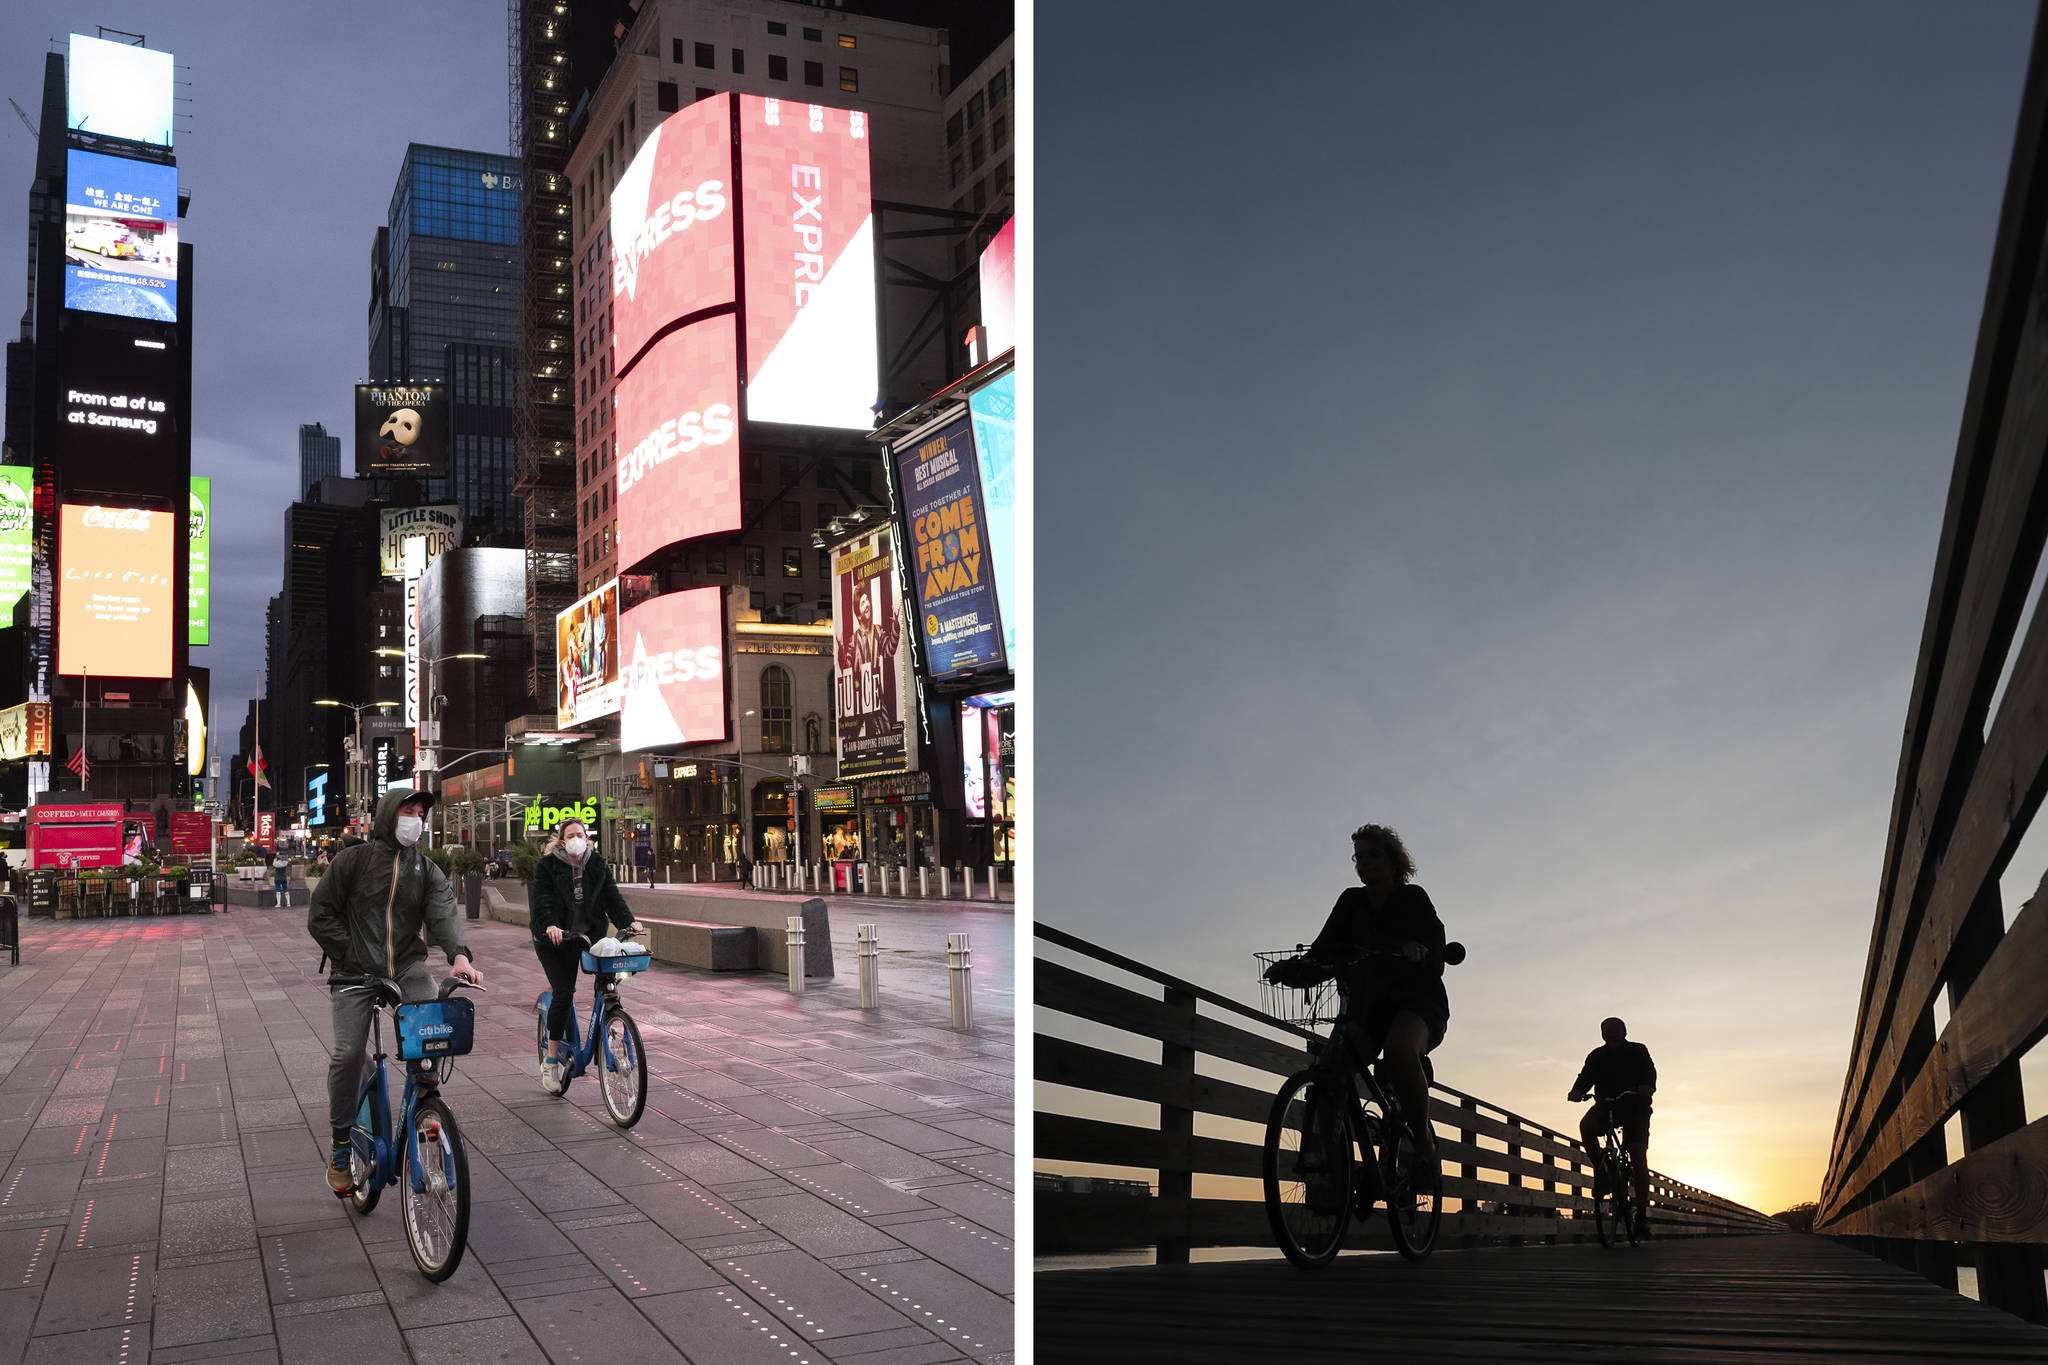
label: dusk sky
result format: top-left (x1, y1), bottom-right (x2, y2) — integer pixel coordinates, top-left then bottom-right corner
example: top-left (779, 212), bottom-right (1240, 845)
top-left (0, 0), bottom-right (511, 761)
top-left (1036, 1), bottom-right (2046, 1216)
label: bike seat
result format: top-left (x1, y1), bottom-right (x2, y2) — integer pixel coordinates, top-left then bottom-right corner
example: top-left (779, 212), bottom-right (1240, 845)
top-left (332, 974), bottom-right (405, 1007)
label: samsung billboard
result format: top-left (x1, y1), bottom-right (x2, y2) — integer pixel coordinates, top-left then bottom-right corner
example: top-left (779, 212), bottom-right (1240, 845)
top-left (64, 149), bottom-right (178, 322)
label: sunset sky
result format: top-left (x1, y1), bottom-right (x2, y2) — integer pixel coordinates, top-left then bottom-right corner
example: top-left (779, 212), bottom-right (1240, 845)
top-left (1034, 0), bottom-right (2047, 1217)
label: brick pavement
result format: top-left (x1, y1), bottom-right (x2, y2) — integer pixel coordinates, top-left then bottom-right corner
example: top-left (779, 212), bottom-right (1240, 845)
top-left (0, 905), bottom-right (1014, 1364)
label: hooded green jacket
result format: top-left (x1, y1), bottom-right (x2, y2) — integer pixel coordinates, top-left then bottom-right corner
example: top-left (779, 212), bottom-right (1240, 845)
top-left (307, 789), bottom-right (469, 978)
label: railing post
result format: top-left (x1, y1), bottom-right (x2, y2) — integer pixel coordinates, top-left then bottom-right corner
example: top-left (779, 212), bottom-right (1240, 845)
top-left (947, 932), bottom-right (973, 1031)
top-left (1507, 1118), bottom-right (1527, 1247)
top-left (857, 922), bottom-right (878, 1010)
top-left (786, 916), bottom-right (806, 996)
top-left (1460, 1097), bottom-right (1479, 1246)
top-left (1948, 880), bottom-right (2042, 1320)
top-left (1158, 986), bottom-right (1197, 1266)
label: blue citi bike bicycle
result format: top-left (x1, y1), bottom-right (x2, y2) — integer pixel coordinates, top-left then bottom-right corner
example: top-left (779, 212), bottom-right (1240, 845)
top-left (328, 972), bottom-right (485, 1281)
top-left (533, 933), bottom-right (649, 1127)
top-left (1257, 942), bottom-right (1467, 1269)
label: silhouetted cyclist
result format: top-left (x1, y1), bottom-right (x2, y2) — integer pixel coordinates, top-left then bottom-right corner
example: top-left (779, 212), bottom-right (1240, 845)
top-left (1300, 824), bottom-right (1449, 1187)
top-left (1569, 1017), bottom-right (1656, 1239)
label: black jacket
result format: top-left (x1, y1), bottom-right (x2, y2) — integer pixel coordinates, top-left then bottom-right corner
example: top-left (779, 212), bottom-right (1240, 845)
top-left (306, 789), bottom-right (468, 978)
top-left (1307, 883), bottom-right (1450, 1023)
top-left (1573, 1040), bottom-right (1657, 1104)
top-left (528, 841), bottom-right (636, 946)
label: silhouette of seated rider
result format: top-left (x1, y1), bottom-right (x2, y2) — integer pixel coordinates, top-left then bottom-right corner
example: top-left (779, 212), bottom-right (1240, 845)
top-left (1569, 1016), bottom-right (1657, 1239)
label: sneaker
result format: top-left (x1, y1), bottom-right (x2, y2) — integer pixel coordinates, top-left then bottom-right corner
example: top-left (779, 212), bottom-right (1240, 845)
top-left (326, 1142), bottom-right (354, 1196)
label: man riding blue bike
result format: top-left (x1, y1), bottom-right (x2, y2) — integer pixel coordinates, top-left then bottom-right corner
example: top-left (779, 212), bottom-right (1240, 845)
top-left (1568, 1017), bottom-right (1657, 1240)
top-left (308, 789), bottom-right (482, 1195)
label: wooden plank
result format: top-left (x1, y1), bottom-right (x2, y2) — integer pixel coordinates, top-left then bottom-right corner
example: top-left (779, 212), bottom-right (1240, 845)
top-left (1034, 1033), bottom-right (1278, 1127)
top-left (1822, 1114), bottom-right (2048, 1241)
top-left (1036, 1234), bottom-right (2048, 1362)
top-left (1824, 608), bottom-right (2048, 1212)
top-left (1036, 960), bottom-right (1308, 1076)
top-left (1824, 875), bottom-right (2048, 1217)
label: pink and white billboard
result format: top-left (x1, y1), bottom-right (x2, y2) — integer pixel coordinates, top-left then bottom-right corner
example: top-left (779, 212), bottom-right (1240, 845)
top-left (979, 216), bottom-right (1015, 357)
top-left (614, 315), bottom-right (741, 571)
top-left (619, 587), bottom-right (728, 752)
top-left (737, 96), bottom-right (877, 429)
top-left (610, 98), bottom-right (734, 371)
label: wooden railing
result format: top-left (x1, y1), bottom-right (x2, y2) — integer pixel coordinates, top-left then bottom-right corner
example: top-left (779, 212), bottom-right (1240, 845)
top-left (1036, 924), bottom-right (1779, 1261)
top-left (1812, 8), bottom-right (2048, 1328)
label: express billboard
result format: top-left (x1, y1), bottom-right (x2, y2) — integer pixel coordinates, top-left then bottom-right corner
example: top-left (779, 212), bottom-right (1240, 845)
top-left (832, 527), bottom-right (908, 778)
top-left (965, 371), bottom-right (1017, 670)
top-left (187, 477), bottom-right (210, 646)
top-left (355, 383), bottom-right (448, 476)
top-left (555, 578), bottom-right (621, 728)
top-left (610, 97), bottom-right (734, 371)
top-left (64, 149), bottom-right (178, 322)
top-left (737, 96), bottom-right (876, 429)
top-left (0, 468), bottom-right (32, 618)
top-left (618, 588), bottom-right (726, 752)
top-left (898, 417), bottom-right (1004, 679)
top-left (68, 34), bottom-right (174, 147)
top-left (614, 316), bottom-right (740, 570)
top-left (58, 504), bottom-right (174, 679)
top-left (378, 505), bottom-right (463, 578)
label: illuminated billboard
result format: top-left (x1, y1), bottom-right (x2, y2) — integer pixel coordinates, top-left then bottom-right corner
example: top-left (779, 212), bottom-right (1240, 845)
top-left (614, 315), bottom-right (740, 570)
top-left (64, 150), bottom-right (178, 322)
top-left (555, 578), bottom-right (621, 728)
top-left (68, 34), bottom-right (175, 147)
top-left (737, 96), bottom-right (876, 429)
top-left (833, 527), bottom-right (907, 778)
top-left (979, 218), bottom-right (1016, 357)
top-left (378, 504), bottom-right (463, 578)
top-left (610, 98), bottom-right (734, 370)
top-left (57, 504), bottom-right (175, 679)
top-left (355, 383), bottom-right (448, 476)
top-left (965, 372), bottom-right (1017, 671)
top-left (0, 468), bottom-right (32, 618)
top-left (619, 588), bottom-right (727, 752)
top-left (187, 478), bottom-right (209, 647)
top-left (898, 417), bottom-right (1004, 679)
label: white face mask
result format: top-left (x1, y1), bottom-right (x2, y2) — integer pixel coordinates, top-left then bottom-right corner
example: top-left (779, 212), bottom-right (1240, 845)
top-left (564, 836), bottom-right (589, 860)
top-left (394, 814), bottom-right (424, 847)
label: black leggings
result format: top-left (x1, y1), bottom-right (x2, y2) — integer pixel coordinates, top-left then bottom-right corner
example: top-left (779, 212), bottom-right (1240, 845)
top-left (534, 942), bottom-right (583, 1042)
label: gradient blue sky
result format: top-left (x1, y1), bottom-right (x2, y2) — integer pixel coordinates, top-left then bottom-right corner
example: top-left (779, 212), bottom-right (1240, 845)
top-left (0, 1), bottom-right (511, 756)
top-left (1035, 0), bottom-right (2045, 1212)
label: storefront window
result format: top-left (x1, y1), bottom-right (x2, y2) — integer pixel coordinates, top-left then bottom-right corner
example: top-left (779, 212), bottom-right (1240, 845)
top-left (761, 665), bottom-right (793, 753)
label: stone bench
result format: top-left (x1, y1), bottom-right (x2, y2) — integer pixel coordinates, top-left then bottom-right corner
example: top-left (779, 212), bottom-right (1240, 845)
top-left (641, 919), bottom-right (756, 972)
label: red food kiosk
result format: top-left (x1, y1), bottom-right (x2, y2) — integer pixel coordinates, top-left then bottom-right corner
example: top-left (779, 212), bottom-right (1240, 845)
top-left (27, 801), bottom-right (125, 870)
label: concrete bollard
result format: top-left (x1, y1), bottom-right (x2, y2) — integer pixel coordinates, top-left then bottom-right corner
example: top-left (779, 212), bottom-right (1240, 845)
top-left (857, 922), bottom-right (879, 1009)
top-left (948, 933), bottom-right (973, 1031)
top-left (786, 916), bottom-right (806, 996)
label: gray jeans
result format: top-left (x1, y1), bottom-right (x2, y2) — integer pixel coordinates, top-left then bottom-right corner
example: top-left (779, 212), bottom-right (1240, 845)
top-left (327, 959), bottom-right (437, 1131)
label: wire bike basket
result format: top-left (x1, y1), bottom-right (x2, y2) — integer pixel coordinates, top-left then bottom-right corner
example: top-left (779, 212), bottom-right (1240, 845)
top-left (1254, 949), bottom-right (1338, 1028)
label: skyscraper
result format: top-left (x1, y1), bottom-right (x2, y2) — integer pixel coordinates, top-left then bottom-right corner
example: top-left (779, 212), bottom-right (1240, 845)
top-left (298, 422), bottom-right (340, 499)
top-left (366, 144), bottom-right (525, 541)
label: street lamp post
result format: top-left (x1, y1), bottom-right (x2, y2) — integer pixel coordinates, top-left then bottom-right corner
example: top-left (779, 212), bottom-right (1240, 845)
top-left (375, 649), bottom-right (485, 846)
top-left (315, 699), bottom-right (399, 831)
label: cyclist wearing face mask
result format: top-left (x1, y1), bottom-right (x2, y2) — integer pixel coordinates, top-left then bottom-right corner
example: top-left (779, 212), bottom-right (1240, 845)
top-left (529, 818), bottom-right (644, 1080)
top-left (307, 789), bottom-right (480, 1194)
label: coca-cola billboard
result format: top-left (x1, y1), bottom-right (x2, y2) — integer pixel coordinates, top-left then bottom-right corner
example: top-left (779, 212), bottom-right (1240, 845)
top-left (57, 503), bottom-right (174, 679)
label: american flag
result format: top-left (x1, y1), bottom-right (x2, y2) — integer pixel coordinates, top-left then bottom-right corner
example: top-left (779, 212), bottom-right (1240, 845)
top-left (66, 747), bottom-right (88, 783)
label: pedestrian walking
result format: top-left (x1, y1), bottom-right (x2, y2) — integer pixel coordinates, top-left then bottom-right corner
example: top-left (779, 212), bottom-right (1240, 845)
top-left (273, 852), bottom-right (291, 908)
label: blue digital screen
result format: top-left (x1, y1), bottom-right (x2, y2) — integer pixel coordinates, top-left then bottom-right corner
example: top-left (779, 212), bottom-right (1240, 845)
top-left (63, 150), bottom-right (178, 322)
top-left (966, 371), bottom-right (1017, 674)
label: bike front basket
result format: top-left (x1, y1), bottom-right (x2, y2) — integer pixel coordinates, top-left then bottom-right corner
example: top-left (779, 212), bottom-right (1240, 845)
top-left (1254, 949), bottom-right (1337, 1027)
top-left (395, 998), bottom-right (475, 1059)
top-left (581, 950), bottom-right (651, 974)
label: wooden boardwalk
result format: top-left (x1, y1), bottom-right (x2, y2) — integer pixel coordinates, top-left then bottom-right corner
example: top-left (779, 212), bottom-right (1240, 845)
top-left (1035, 1234), bottom-right (2048, 1362)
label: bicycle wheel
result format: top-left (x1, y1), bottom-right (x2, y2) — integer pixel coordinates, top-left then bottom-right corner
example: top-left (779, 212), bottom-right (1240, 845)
top-left (1385, 1123), bottom-right (1443, 1261)
top-left (1617, 1150), bottom-right (1642, 1248)
top-left (599, 1008), bottom-right (647, 1129)
top-left (1591, 1150), bottom-right (1622, 1248)
top-left (1262, 1070), bottom-right (1354, 1269)
top-left (347, 1088), bottom-right (381, 1216)
top-left (401, 1096), bottom-right (470, 1282)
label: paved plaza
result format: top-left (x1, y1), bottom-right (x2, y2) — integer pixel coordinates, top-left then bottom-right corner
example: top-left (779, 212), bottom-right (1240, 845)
top-left (0, 899), bottom-right (1015, 1364)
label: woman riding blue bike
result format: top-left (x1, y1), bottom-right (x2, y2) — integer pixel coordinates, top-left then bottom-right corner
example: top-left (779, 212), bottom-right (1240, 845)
top-left (529, 818), bottom-right (643, 1087)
